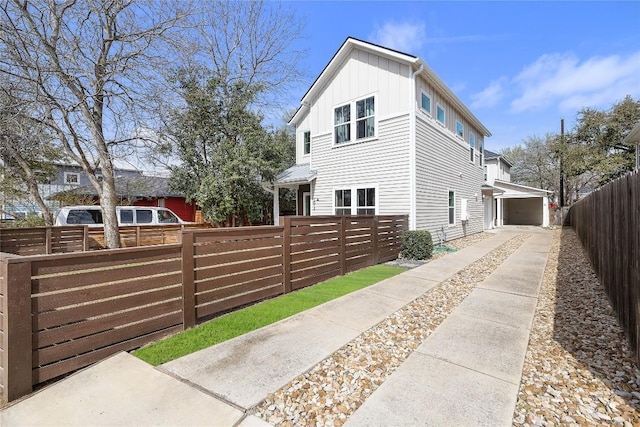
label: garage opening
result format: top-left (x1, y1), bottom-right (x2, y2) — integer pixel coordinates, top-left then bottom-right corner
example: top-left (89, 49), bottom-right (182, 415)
top-left (503, 197), bottom-right (543, 226)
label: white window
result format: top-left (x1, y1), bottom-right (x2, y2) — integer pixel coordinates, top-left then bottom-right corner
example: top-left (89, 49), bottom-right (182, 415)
top-left (335, 189), bottom-right (351, 215)
top-left (64, 172), bottom-right (80, 185)
top-left (436, 104), bottom-right (445, 125)
top-left (356, 96), bottom-right (375, 139)
top-left (334, 104), bottom-right (351, 144)
top-left (357, 188), bottom-right (376, 215)
top-left (484, 165), bottom-right (488, 182)
top-left (469, 132), bottom-right (476, 163)
top-left (420, 92), bottom-right (431, 115)
top-left (334, 95), bottom-right (376, 145)
top-left (303, 131), bottom-right (311, 155)
top-left (479, 139), bottom-right (484, 166)
top-left (456, 121), bottom-right (464, 138)
top-left (335, 186), bottom-right (377, 215)
top-left (448, 191), bottom-right (455, 225)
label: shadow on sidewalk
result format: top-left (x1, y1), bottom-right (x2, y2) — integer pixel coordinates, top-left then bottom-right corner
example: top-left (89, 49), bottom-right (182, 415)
top-left (554, 227), bottom-right (640, 410)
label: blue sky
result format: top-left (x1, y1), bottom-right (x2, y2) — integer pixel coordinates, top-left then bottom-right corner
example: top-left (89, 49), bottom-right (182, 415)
top-left (284, 1), bottom-right (640, 151)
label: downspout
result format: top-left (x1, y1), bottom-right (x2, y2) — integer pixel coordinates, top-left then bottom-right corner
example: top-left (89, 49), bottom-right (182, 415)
top-left (409, 62), bottom-right (424, 231)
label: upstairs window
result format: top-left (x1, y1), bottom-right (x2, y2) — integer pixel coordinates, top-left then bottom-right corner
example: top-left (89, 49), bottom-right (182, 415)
top-left (469, 132), bottom-right (476, 163)
top-left (436, 104), bottom-right (445, 125)
top-left (484, 165), bottom-right (488, 182)
top-left (456, 121), bottom-right (464, 138)
top-left (335, 189), bottom-right (352, 215)
top-left (303, 131), bottom-right (311, 155)
top-left (421, 92), bottom-right (431, 114)
top-left (479, 139), bottom-right (484, 166)
top-left (64, 172), bottom-right (80, 185)
top-left (356, 96), bottom-right (375, 139)
top-left (334, 104), bottom-right (351, 144)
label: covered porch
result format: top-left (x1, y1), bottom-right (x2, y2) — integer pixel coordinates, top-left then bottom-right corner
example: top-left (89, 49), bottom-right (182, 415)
top-left (269, 163), bottom-right (316, 225)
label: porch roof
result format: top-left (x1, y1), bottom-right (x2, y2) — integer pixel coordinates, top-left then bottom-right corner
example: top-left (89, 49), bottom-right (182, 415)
top-left (274, 163), bottom-right (316, 186)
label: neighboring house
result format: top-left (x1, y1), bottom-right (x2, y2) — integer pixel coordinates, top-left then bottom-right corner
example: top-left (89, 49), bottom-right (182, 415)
top-left (623, 121), bottom-right (640, 171)
top-left (51, 174), bottom-right (197, 222)
top-left (482, 150), bottom-right (551, 228)
top-left (0, 162), bottom-right (142, 220)
top-left (270, 37), bottom-right (491, 240)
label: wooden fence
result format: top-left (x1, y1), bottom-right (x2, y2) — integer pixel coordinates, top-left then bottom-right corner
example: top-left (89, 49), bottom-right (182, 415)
top-left (0, 224), bottom-right (207, 254)
top-left (0, 226), bottom-right (88, 255)
top-left (567, 171), bottom-right (639, 363)
top-left (0, 215), bottom-right (407, 402)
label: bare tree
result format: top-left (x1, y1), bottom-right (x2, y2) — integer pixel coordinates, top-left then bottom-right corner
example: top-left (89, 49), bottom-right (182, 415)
top-left (0, 0), bottom-right (192, 247)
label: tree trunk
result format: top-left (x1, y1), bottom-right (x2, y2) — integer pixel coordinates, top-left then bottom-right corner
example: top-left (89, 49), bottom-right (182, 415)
top-left (98, 155), bottom-right (121, 249)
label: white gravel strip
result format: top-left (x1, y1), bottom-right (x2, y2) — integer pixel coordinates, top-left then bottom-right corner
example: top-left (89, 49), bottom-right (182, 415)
top-left (254, 232), bottom-right (530, 427)
top-left (513, 228), bottom-right (640, 427)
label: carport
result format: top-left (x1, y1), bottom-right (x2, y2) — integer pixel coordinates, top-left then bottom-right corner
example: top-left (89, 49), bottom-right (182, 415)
top-left (491, 180), bottom-right (552, 227)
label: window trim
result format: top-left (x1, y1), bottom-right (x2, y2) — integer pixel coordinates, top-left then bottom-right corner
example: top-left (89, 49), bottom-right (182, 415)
top-left (303, 130), bottom-right (311, 155)
top-left (448, 190), bottom-right (456, 226)
top-left (333, 185), bottom-right (378, 215)
top-left (436, 104), bottom-right (446, 126)
top-left (334, 103), bottom-right (351, 144)
top-left (64, 172), bottom-right (80, 185)
top-left (420, 90), bottom-right (432, 115)
top-left (333, 94), bottom-right (378, 147)
top-left (455, 120), bottom-right (464, 139)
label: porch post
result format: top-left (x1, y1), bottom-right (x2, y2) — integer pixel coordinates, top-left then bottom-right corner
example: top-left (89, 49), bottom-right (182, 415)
top-left (542, 196), bottom-right (550, 227)
top-left (497, 198), bottom-right (503, 227)
top-left (273, 186), bottom-right (280, 226)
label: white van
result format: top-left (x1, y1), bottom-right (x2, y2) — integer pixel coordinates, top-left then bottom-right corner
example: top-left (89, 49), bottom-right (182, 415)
top-left (55, 206), bottom-right (186, 227)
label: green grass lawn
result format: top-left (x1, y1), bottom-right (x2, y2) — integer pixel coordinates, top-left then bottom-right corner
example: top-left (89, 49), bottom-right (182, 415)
top-left (133, 264), bottom-right (404, 366)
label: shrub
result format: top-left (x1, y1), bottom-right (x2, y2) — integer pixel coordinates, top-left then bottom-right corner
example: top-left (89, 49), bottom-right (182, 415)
top-left (401, 230), bottom-right (433, 260)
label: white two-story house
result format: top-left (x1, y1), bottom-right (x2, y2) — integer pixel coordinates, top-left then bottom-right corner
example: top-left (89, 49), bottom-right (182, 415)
top-left (482, 150), bottom-right (551, 228)
top-left (271, 37), bottom-right (491, 241)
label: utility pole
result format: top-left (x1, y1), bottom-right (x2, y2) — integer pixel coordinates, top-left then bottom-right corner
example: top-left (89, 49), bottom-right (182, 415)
top-left (559, 119), bottom-right (564, 207)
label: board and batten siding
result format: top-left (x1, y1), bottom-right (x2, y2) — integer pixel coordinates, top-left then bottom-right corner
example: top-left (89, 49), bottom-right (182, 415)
top-left (415, 115), bottom-right (484, 240)
top-left (312, 114), bottom-right (411, 216)
top-left (309, 47), bottom-right (411, 135)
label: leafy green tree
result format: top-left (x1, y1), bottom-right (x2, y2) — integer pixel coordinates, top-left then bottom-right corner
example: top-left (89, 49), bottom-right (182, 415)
top-left (166, 71), bottom-right (294, 225)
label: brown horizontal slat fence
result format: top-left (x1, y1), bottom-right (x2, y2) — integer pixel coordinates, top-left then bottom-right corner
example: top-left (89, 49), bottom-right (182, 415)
top-left (0, 226), bottom-right (88, 255)
top-left (567, 171), bottom-right (639, 363)
top-left (0, 214), bottom-right (407, 402)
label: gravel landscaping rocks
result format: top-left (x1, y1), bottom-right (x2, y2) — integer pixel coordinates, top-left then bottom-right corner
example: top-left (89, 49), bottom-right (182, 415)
top-left (513, 228), bottom-right (640, 426)
top-left (254, 232), bottom-right (529, 427)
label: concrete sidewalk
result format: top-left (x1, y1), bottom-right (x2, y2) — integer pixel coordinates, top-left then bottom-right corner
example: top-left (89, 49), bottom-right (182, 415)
top-left (0, 227), bottom-right (551, 426)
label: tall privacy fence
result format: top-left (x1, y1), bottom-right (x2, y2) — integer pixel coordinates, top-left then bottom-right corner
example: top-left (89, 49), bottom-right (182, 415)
top-left (0, 215), bottom-right (407, 402)
top-left (567, 171), bottom-right (639, 363)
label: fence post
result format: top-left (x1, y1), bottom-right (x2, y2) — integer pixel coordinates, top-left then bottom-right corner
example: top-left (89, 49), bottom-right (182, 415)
top-left (45, 227), bottom-right (52, 255)
top-left (282, 217), bottom-right (292, 294)
top-left (340, 216), bottom-right (347, 276)
top-left (136, 227), bottom-right (141, 247)
top-left (82, 226), bottom-right (88, 251)
top-left (372, 216), bottom-right (379, 265)
top-left (181, 231), bottom-right (196, 329)
top-left (1, 255), bottom-right (33, 401)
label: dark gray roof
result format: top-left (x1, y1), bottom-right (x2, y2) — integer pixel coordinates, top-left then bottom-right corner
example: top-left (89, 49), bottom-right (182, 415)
top-left (484, 149), bottom-right (514, 167)
top-left (275, 163), bottom-right (317, 185)
top-left (51, 175), bottom-right (184, 199)
top-left (484, 149), bottom-right (501, 159)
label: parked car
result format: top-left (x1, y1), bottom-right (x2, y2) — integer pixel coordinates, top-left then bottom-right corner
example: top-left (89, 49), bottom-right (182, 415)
top-left (55, 206), bottom-right (186, 227)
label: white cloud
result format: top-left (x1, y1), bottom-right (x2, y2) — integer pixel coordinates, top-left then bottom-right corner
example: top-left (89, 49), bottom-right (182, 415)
top-left (471, 77), bottom-right (507, 109)
top-left (510, 51), bottom-right (640, 112)
top-left (370, 21), bottom-right (426, 54)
